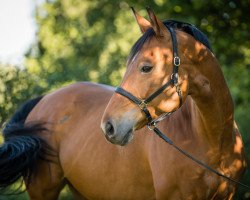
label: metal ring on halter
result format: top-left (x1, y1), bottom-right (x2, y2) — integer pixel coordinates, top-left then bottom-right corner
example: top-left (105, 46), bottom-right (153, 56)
top-left (174, 56), bottom-right (180, 66)
top-left (147, 121), bottom-right (156, 131)
top-left (139, 101), bottom-right (148, 110)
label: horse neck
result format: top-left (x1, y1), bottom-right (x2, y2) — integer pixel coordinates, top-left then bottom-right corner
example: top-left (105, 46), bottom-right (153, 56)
top-left (188, 52), bottom-right (234, 148)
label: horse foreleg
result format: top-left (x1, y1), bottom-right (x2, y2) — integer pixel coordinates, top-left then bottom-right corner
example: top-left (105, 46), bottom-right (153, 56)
top-left (26, 161), bottom-right (66, 200)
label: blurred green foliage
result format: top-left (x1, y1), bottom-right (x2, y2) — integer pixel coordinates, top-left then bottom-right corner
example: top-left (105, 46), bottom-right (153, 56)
top-left (0, 0), bottom-right (249, 199)
top-left (0, 186), bottom-right (73, 200)
top-left (0, 64), bottom-right (44, 126)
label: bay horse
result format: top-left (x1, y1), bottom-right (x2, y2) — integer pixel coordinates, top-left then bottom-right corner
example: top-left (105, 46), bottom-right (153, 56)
top-left (0, 8), bottom-right (246, 200)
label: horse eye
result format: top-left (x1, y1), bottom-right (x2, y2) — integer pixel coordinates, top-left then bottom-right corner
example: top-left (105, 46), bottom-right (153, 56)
top-left (140, 65), bottom-right (153, 73)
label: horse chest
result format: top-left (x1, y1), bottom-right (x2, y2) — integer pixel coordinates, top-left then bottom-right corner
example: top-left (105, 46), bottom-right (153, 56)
top-left (147, 139), bottom-right (234, 200)
top-left (150, 164), bottom-right (231, 199)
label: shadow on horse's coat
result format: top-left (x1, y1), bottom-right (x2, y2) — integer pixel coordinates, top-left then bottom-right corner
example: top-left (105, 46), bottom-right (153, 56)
top-left (0, 8), bottom-right (246, 200)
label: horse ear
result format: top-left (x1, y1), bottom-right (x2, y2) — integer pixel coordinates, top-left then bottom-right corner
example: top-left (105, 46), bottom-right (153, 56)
top-left (146, 7), bottom-right (165, 37)
top-left (131, 7), bottom-right (151, 33)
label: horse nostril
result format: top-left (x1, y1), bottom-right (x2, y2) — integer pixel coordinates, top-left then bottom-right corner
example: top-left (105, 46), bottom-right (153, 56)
top-left (105, 121), bottom-right (115, 137)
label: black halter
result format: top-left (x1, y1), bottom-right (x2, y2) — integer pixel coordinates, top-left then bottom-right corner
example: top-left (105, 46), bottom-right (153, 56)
top-left (115, 26), bottom-right (182, 127)
top-left (114, 25), bottom-right (250, 190)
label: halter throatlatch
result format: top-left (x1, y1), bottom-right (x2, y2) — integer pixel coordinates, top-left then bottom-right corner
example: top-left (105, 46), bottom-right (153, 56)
top-left (115, 26), bottom-right (182, 128)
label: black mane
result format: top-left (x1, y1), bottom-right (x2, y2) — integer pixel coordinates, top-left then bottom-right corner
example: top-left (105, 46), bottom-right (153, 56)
top-left (128, 20), bottom-right (212, 62)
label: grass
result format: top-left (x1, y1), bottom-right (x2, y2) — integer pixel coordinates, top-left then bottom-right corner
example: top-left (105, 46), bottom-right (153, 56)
top-left (0, 186), bottom-right (74, 200)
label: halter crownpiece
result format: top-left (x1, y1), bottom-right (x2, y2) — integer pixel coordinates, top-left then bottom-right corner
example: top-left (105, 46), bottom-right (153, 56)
top-left (115, 25), bottom-right (182, 127)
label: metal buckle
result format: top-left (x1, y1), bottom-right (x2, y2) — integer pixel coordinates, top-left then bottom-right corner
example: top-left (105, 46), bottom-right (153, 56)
top-left (171, 73), bottom-right (179, 87)
top-left (147, 122), bottom-right (156, 131)
top-left (139, 100), bottom-right (147, 110)
top-left (171, 73), bottom-right (178, 81)
top-left (174, 56), bottom-right (180, 66)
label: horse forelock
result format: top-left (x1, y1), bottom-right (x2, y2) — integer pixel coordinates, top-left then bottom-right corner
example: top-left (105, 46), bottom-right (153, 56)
top-left (127, 20), bottom-right (212, 64)
top-left (127, 28), bottom-right (155, 65)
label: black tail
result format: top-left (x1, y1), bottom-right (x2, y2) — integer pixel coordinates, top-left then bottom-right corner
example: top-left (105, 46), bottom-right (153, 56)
top-left (0, 96), bottom-right (54, 193)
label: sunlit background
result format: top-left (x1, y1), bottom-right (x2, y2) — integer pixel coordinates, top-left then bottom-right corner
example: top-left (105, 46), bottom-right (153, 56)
top-left (0, 0), bottom-right (35, 66)
top-left (0, 0), bottom-right (249, 199)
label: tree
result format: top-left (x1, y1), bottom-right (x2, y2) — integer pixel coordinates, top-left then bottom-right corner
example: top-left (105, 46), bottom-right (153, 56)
top-left (0, 64), bottom-right (44, 127)
top-left (0, 0), bottom-right (249, 198)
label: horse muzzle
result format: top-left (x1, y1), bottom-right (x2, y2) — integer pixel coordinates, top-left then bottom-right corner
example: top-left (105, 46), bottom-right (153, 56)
top-left (101, 115), bottom-right (136, 146)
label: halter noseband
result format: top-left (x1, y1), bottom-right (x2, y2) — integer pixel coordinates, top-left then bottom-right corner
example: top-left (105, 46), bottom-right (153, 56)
top-left (115, 26), bottom-right (182, 128)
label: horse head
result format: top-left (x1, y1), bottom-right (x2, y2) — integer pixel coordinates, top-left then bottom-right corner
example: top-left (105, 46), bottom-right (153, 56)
top-left (101, 7), bottom-right (211, 146)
